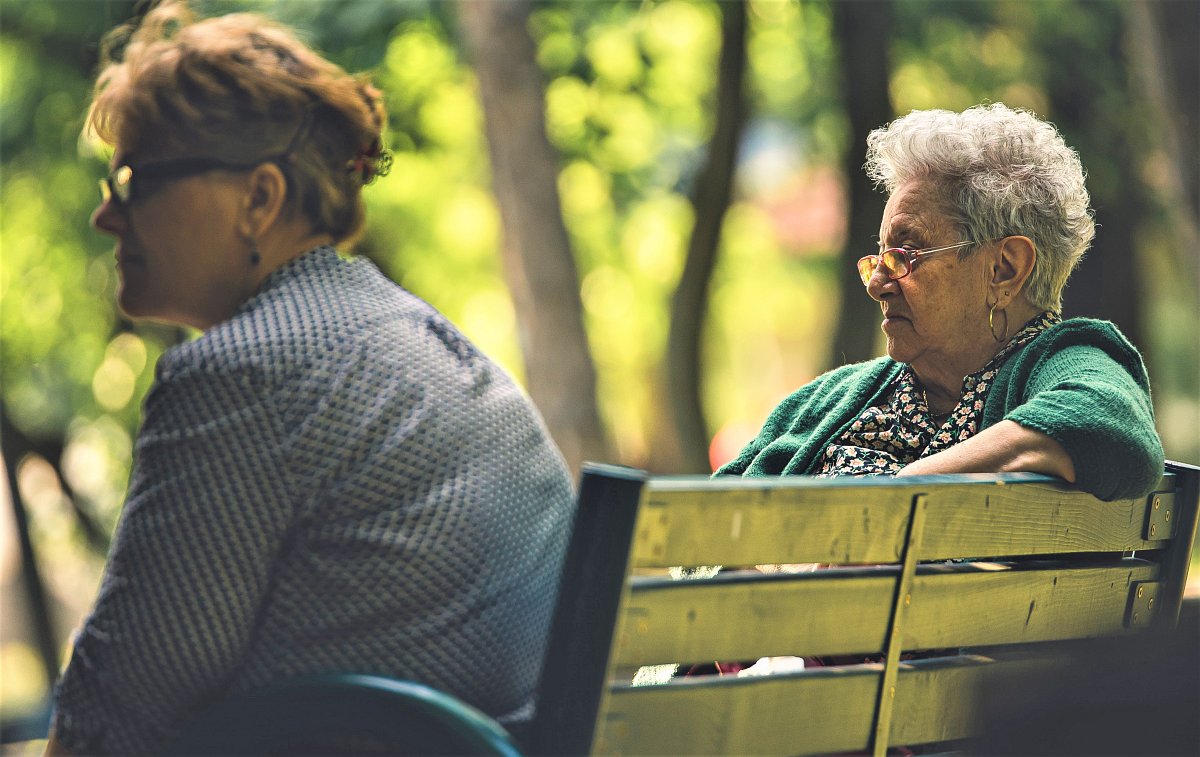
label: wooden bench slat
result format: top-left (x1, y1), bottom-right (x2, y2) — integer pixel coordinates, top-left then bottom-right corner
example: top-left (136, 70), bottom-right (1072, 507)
top-left (616, 571), bottom-right (895, 665)
top-left (918, 482), bottom-right (1172, 559)
top-left (905, 560), bottom-right (1159, 648)
top-left (633, 485), bottom-right (913, 567)
top-left (597, 664), bottom-right (882, 755)
top-left (611, 560), bottom-right (1158, 666)
top-left (632, 476), bottom-right (1173, 567)
top-left (598, 655), bottom-right (1051, 756)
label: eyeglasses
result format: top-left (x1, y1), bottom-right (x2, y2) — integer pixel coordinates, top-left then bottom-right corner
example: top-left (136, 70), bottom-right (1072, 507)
top-left (856, 241), bottom-right (975, 286)
top-left (99, 111), bottom-right (315, 207)
top-left (99, 156), bottom-right (277, 207)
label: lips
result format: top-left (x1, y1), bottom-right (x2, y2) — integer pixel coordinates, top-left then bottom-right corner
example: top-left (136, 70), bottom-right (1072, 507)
top-left (115, 250), bottom-right (145, 267)
top-left (881, 313), bottom-right (911, 331)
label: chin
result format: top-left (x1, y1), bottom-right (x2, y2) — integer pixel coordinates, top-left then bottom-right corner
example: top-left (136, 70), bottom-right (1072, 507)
top-left (884, 338), bottom-right (919, 365)
top-left (117, 290), bottom-right (165, 324)
top-left (116, 292), bottom-right (144, 320)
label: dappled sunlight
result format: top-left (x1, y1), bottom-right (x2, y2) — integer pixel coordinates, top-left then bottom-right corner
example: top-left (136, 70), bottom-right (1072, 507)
top-left (459, 289), bottom-right (521, 381)
top-left (586, 26), bottom-right (642, 90)
top-left (545, 76), bottom-right (591, 147)
top-left (581, 265), bottom-right (636, 322)
top-left (90, 357), bottom-right (135, 412)
top-left (558, 159), bottom-right (613, 220)
top-left (2, 0), bottom-right (1197, 722)
top-left (16, 457), bottom-right (105, 619)
top-left (60, 418), bottom-right (131, 521)
top-left (432, 188), bottom-right (499, 264)
top-left (593, 91), bottom-right (660, 173)
top-left (620, 195), bottom-right (690, 285)
top-left (0, 642), bottom-right (47, 717)
top-left (381, 22), bottom-right (459, 110)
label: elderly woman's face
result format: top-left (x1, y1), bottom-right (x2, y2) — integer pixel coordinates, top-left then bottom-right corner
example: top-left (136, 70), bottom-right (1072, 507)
top-left (91, 146), bottom-right (254, 329)
top-left (867, 180), bottom-right (994, 378)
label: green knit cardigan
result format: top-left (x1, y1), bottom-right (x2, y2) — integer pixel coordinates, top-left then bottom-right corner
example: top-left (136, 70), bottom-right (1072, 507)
top-left (716, 318), bottom-right (1164, 501)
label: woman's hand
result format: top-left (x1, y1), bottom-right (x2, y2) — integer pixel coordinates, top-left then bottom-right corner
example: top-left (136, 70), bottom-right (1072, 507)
top-left (896, 419), bottom-right (1076, 482)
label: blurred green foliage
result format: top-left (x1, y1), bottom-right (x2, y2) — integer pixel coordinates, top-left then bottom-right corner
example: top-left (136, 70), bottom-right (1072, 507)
top-left (1, 0), bottom-right (1196, 722)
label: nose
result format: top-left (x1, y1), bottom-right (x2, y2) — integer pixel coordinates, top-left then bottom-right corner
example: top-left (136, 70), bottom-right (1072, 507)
top-left (91, 193), bottom-right (126, 237)
top-left (864, 263), bottom-right (895, 302)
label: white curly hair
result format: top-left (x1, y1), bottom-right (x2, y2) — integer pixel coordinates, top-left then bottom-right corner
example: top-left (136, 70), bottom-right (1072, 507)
top-left (864, 103), bottom-right (1094, 311)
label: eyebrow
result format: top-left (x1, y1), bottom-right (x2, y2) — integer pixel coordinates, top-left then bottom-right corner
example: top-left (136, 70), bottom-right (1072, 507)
top-left (881, 221), bottom-right (930, 248)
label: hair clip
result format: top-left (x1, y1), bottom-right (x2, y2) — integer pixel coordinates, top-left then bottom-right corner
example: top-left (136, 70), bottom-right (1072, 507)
top-left (347, 141), bottom-right (392, 185)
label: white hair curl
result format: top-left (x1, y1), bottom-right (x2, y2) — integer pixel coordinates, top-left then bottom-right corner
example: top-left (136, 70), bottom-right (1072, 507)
top-left (864, 103), bottom-right (1094, 311)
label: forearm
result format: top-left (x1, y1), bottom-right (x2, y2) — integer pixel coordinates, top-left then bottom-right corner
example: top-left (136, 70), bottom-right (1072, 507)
top-left (51, 371), bottom-right (294, 754)
top-left (896, 419), bottom-right (1076, 482)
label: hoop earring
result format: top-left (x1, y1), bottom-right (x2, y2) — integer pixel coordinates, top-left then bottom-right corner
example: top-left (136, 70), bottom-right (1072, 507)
top-left (989, 303), bottom-right (1009, 342)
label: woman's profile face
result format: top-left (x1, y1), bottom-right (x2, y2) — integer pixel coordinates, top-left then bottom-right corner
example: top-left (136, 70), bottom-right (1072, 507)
top-left (92, 147), bottom-right (254, 330)
top-left (866, 180), bottom-right (995, 378)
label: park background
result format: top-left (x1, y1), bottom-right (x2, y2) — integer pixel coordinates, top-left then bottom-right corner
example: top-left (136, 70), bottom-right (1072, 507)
top-left (1, 0), bottom-right (1197, 731)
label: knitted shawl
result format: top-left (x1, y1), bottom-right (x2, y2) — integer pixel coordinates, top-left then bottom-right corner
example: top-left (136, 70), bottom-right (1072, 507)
top-left (717, 318), bottom-right (1164, 501)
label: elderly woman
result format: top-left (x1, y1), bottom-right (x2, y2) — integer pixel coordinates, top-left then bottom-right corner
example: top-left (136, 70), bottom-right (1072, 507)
top-left (720, 104), bottom-right (1163, 501)
top-left (48, 3), bottom-right (573, 754)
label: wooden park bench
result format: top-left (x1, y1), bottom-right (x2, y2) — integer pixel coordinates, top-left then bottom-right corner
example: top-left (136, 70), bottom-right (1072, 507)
top-left (168, 461), bottom-right (1200, 756)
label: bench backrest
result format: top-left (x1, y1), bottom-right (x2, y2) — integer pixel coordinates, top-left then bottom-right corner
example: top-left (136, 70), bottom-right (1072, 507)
top-left (526, 462), bottom-right (1200, 756)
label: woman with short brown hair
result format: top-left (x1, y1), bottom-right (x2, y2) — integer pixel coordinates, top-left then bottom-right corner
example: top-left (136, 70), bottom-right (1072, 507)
top-left (49, 3), bottom-right (574, 753)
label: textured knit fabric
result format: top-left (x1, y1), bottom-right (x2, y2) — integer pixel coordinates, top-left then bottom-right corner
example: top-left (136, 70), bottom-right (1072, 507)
top-left (816, 311), bottom-right (1060, 475)
top-left (717, 318), bottom-right (1164, 501)
top-left (52, 247), bottom-right (575, 756)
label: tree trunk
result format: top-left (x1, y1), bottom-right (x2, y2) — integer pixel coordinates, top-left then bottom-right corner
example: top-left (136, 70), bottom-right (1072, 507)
top-left (456, 0), bottom-right (612, 476)
top-left (830, 0), bottom-right (894, 367)
top-left (663, 0), bottom-right (748, 474)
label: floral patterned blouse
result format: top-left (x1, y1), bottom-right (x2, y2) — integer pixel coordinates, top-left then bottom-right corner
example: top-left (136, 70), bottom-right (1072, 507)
top-left (816, 311), bottom-right (1062, 477)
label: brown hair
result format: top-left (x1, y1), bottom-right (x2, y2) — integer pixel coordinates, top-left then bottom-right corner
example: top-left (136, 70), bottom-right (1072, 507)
top-left (88, 0), bottom-right (387, 244)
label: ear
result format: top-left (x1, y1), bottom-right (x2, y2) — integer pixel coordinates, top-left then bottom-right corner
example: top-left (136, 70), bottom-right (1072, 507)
top-left (237, 162), bottom-right (289, 240)
top-left (988, 236), bottom-right (1036, 308)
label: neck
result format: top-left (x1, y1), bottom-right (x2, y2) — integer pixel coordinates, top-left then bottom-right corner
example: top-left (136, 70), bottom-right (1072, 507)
top-left (913, 300), bottom-right (1043, 412)
top-left (253, 224), bottom-right (335, 285)
top-left (920, 378), bottom-right (961, 416)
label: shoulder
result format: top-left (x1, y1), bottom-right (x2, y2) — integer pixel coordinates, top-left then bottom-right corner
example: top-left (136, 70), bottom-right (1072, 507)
top-left (160, 250), bottom-right (427, 384)
top-left (1011, 318), bottom-right (1150, 388)
top-left (1024, 317), bottom-right (1139, 353)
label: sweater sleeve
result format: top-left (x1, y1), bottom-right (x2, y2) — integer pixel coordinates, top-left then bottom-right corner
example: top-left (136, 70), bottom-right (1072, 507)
top-left (51, 362), bottom-right (295, 756)
top-left (716, 359), bottom-right (899, 477)
top-left (715, 389), bottom-right (811, 476)
top-left (1002, 325), bottom-right (1164, 501)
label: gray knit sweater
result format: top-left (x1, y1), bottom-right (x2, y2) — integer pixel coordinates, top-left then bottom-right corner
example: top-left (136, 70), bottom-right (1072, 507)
top-left (53, 247), bottom-right (575, 755)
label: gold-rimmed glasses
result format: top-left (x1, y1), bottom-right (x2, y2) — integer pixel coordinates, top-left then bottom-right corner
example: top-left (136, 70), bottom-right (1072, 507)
top-left (856, 241), bottom-right (975, 286)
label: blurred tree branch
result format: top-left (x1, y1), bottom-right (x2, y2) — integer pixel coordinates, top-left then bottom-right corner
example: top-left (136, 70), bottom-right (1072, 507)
top-left (2, 415), bottom-right (63, 691)
top-left (664, 0), bottom-right (748, 474)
